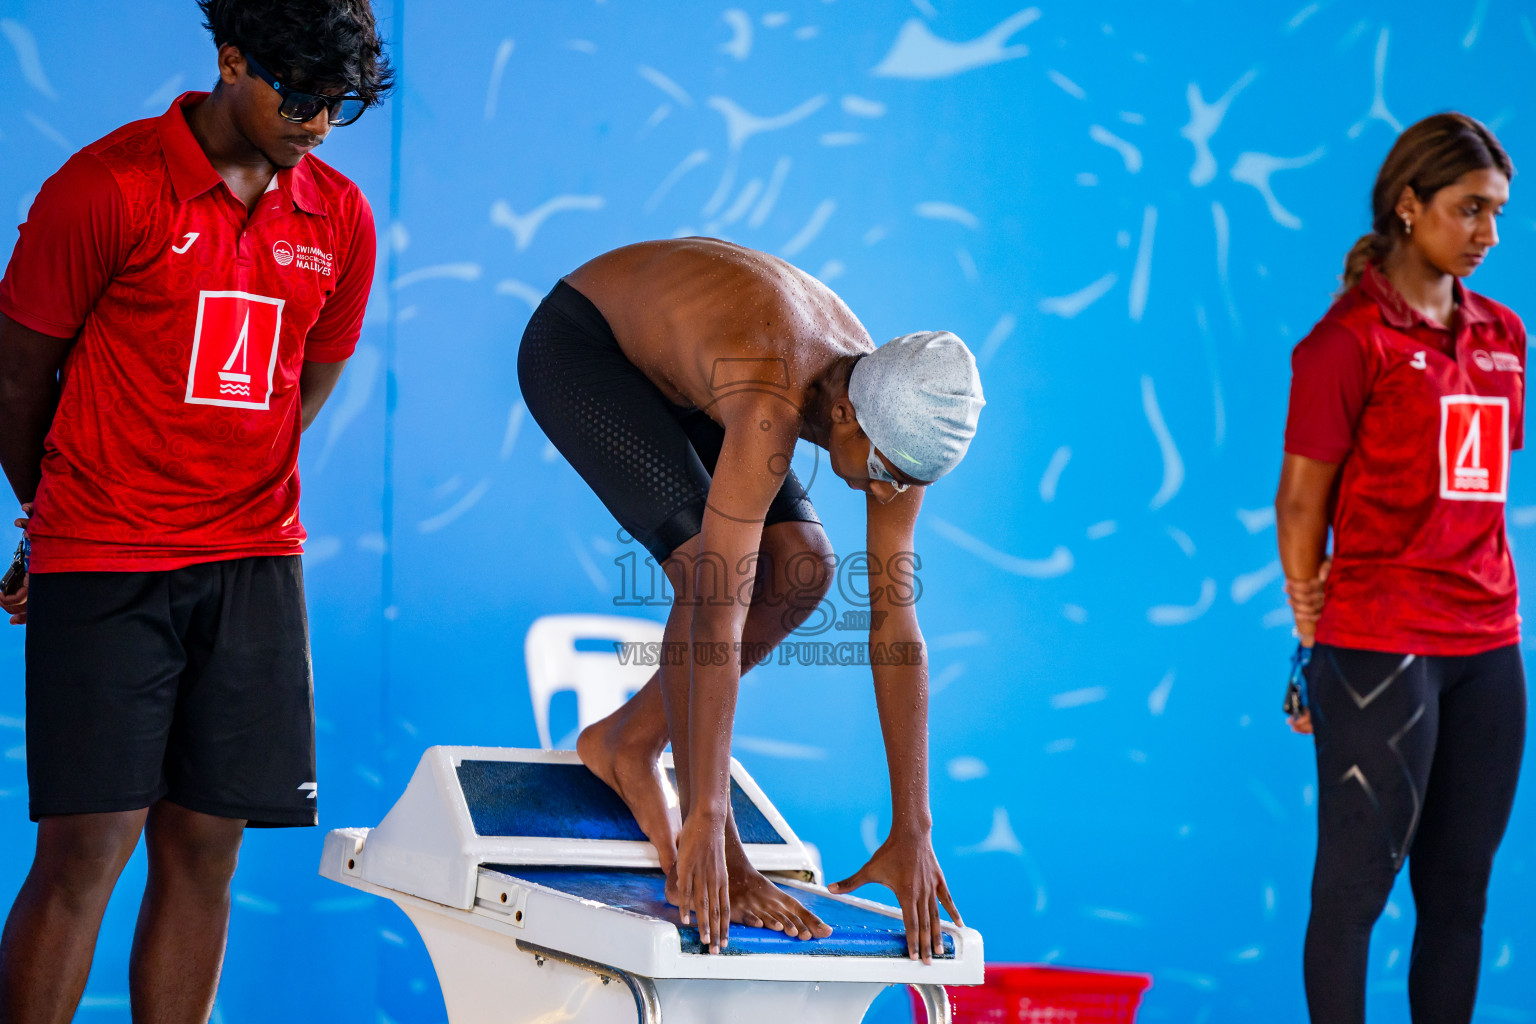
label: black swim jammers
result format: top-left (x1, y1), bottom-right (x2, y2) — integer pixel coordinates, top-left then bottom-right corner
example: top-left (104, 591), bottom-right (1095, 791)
top-left (517, 280), bottom-right (820, 563)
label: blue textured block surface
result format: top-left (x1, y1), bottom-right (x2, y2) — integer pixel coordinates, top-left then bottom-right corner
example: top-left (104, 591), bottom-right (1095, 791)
top-left (457, 760), bottom-right (786, 844)
top-left (490, 866), bottom-right (954, 958)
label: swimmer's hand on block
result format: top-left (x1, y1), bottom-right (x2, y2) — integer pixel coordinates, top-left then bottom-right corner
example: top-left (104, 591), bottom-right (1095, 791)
top-left (827, 833), bottom-right (964, 962)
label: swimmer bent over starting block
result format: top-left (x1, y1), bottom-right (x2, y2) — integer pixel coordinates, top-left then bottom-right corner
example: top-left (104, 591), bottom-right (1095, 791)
top-left (517, 239), bottom-right (985, 960)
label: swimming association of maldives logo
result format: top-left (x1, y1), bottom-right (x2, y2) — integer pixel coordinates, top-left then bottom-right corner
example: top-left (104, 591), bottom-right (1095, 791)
top-left (272, 239), bottom-right (334, 276)
top-left (1472, 349), bottom-right (1522, 373)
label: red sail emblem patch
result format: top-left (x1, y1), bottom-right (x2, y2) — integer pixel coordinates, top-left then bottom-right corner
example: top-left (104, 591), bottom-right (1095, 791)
top-left (1439, 395), bottom-right (1509, 502)
top-left (185, 291), bottom-right (286, 410)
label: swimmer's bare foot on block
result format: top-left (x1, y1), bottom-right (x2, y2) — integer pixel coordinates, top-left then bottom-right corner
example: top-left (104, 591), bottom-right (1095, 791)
top-left (665, 834), bottom-right (832, 940)
top-left (578, 715), bottom-right (680, 873)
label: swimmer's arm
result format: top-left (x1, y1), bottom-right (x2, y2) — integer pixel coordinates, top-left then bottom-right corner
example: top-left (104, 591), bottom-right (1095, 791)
top-left (299, 358), bottom-right (349, 433)
top-left (678, 401), bottom-right (796, 950)
top-left (863, 487), bottom-right (930, 836)
top-left (686, 406), bottom-right (797, 816)
top-left (828, 487), bottom-right (961, 963)
top-left (1275, 453), bottom-right (1339, 644)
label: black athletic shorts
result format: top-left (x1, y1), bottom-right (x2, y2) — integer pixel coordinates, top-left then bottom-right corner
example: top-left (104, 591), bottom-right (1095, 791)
top-left (517, 279), bottom-right (821, 563)
top-left (25, 555), bottom-right (317, 827)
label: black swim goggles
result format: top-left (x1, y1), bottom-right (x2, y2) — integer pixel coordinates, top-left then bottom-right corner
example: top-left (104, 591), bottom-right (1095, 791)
top-left (243, 52), bottom-right (367, 127)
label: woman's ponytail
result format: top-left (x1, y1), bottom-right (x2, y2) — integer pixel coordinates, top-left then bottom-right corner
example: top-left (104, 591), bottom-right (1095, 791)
top-left (1340, 232), bottom-right (1389, 294)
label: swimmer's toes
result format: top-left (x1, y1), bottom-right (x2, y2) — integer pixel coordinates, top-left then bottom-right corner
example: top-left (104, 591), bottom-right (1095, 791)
top-left (730, 905), bottom-right (767, 929)
top-left (771, 890), bottom-right (830, 940)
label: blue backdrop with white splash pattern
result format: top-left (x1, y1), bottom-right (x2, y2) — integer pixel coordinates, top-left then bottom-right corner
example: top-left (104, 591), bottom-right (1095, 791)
top-left (1, 2), bottom-right (1534, 1021)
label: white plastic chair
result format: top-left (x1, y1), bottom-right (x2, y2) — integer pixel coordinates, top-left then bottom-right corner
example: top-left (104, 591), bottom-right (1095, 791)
top-left (524, 614), bottom-right (666, 750)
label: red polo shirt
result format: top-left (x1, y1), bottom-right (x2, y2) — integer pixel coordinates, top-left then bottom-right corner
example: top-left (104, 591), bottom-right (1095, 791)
top-left (0, 92), bottom-right (375, 572)
top-left (1284, 262), bottom-right (1526, 655)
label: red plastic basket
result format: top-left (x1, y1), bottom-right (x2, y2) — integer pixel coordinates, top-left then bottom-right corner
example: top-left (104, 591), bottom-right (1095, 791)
top-left (911, 964), bottom-right (1153, 1024)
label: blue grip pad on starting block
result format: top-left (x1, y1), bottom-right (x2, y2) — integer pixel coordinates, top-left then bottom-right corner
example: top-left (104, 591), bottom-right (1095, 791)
top-left (457, 760), bottom-right (786, 844)
top-left (490, 866), bottom-right (955, 958)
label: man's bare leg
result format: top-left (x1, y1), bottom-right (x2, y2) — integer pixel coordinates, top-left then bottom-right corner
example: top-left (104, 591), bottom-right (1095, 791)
top-left (128, 800), bottom-right (245, 1023)
top-left (578, 593), bottom-right (686, 873)
top-left (580, 523), bottom-right (835, 937)
top-left (0, 809), bottom-right (147, 1024)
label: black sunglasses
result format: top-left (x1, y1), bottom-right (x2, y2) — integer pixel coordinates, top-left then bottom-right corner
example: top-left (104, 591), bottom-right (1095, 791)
top-left (243, 52), bottom-right (367, 127)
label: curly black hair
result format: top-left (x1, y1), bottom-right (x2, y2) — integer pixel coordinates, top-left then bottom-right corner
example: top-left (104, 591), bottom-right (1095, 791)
top-left (198, 0), bottom-right (394, 107)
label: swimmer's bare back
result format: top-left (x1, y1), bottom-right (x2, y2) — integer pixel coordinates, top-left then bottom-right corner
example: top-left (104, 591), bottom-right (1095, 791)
top-left (564, 238), bottom-right (873, 436)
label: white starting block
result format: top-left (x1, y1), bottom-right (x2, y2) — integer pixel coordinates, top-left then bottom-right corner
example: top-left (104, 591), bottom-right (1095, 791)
top-left (320, 747), bottom-right (982, 1023)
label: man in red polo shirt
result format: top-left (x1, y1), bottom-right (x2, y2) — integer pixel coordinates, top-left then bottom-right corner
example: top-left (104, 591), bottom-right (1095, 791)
top-left (0, 1), bottom-right (390, 1019)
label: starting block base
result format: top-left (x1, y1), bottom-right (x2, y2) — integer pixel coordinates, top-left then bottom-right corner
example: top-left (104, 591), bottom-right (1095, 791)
top-left (320, 748), bottom-right (980, 1023)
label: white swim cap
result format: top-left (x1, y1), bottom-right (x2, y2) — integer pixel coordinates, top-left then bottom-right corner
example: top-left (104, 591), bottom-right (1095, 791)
top-left (847, 331), bottom-right (985, 483)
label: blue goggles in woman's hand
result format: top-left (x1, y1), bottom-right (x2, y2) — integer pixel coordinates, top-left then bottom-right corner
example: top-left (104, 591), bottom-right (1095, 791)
top-left (1283, 643), bottom-right (1312, 716)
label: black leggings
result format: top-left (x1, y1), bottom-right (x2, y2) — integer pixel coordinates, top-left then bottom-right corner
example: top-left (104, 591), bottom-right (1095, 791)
top-left (1304, 643), bottom-right (1526, 1023)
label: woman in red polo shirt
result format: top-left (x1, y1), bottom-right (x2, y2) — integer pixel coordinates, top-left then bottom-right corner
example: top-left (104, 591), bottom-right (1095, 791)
top-left (1276, 113), bottom-right (1523, 1024)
